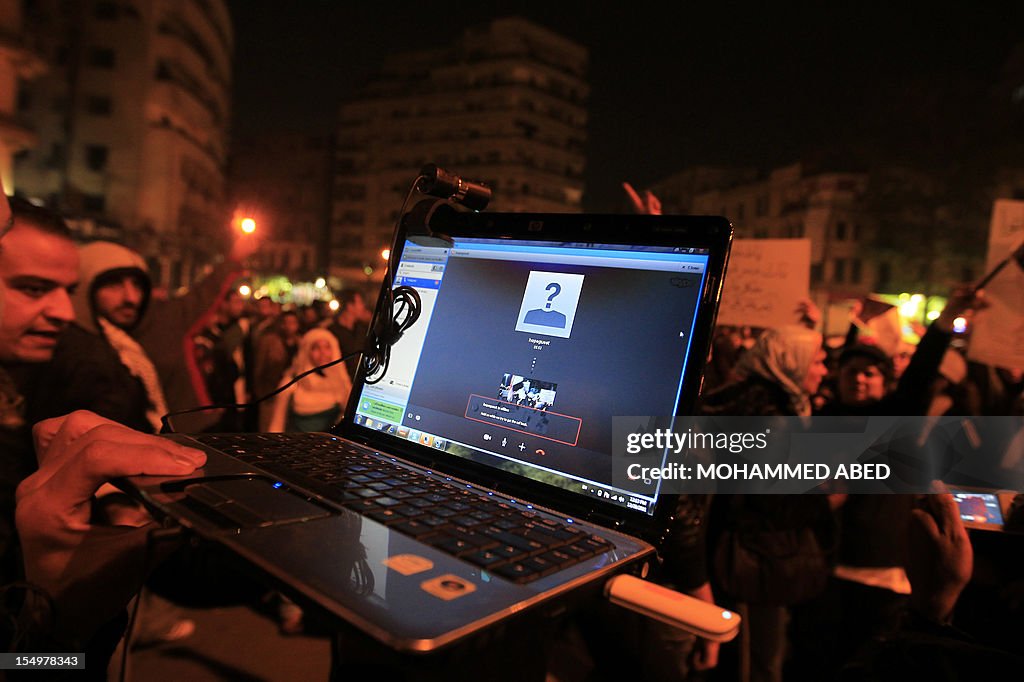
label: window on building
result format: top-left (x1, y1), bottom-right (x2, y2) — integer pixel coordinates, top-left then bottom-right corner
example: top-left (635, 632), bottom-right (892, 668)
top-left (736, 203), bottom-right (745, 221)
top-left (17, 89), bottom-right (30, 111)
top-left (835, 221), bottom-right (847, 240)
top-left (56, 46), bottom-right (68, 66)
top-left (89, 47), bottom-right (116, 69)
top-left (833, 258), bottom-right (846, 283)
top-left (83, 194), bottom-right (106, 212)
top-left (878, 262), bottom-right (891, 286)
top-left (333, 233), bottom-right (364, 249)
top-left (336, 182), bottom-right (366, 200)
top-left (85, 95), bottom-right (112, 115)
top-left (850, 258), bottom-right (862, 284)
top-left (85, 145), bottom-right (108, 171)
top-left (811, 263), bottom-right (823, 284)
top-left (94, 1), bottom-right (118, 19)
top-left (337, 210), bottom-right (364, 226)
top-left (852, 223), bottom-right (861, 240)
top-left (46, 143), bottom-right (65, 168)
top-left (755, 195), bottom-right (769, 217)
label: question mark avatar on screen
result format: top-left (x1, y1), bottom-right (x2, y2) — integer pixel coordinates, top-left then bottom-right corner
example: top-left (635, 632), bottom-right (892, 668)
top-left (516, 271), bottom-right (585, 339)
top-left (524, 282), bottom-right (566, 329)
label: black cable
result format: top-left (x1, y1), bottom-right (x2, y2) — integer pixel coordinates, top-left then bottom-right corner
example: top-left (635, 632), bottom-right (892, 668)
top-left (119, 526), bottom-right (184, 682)
top-left (160, 349), bottom-right (365, 434)
top-left (160, 173), bottom-right (437, 431)
top-left (362, 284), bottom-right (419, 384)
top-left (362, 175), bottom-right (426, 384)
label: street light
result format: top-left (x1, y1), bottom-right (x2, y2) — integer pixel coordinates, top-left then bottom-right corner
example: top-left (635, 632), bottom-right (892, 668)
top-left (238, 284), bottom-right (252, 297)
top-left (381, 248), bottom-right (391, 261)
top-left (240, 217), bottom-right (256, 234)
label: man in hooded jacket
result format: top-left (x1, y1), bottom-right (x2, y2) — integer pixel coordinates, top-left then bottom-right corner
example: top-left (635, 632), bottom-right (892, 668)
top-left (30, 241), bottom-right (167, 432)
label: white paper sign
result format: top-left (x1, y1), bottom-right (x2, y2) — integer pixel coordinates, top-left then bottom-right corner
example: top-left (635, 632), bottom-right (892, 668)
top-left (968, 200), bottom-right (1024, 370)
top-left (717, 239), bottom-right (811, 328)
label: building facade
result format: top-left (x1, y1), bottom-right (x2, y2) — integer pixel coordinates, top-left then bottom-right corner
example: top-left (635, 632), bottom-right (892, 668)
top-left (655, 163), bottom-right (873, 298)
top-left (14, 0), bottom-right (232, 289)
top-left (331, 17), bottom-right (588, 278)
top-left (0, 0), bottom-right (45, 192)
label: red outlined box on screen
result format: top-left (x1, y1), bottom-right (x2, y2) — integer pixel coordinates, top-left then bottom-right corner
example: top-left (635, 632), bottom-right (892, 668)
top-left (464, 394), bottom-right (582, 446)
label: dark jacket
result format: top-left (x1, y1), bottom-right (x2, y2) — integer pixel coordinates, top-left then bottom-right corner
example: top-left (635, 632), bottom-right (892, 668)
top-left (699, 374), bottom-right (799, 417)
top-left (28, 325), bottom-right (152, 432)
top-left (657, 375), bottom-right (833, 595)
top-left (817, 324), bottom-right (954, 569)
top-left (0, 367), bottom-right (34, 586)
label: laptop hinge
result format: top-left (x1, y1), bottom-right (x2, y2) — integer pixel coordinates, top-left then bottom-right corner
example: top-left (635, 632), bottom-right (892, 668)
top-left (587, 510), bottom-right (633, 533)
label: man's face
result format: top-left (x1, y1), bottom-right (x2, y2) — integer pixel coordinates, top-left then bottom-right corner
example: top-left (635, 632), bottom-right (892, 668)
top-left (0, 224), bottom-right (78, 362)
top-left (223, 294), bottom-right (245, 320)
top-left (94, 274), bottom-right (145, 329)
top-left (347, 294), bottom-right (370, 323)
top-left (281, 314), bottom-right (300, 337)
top-left (256, 297), bottom-right (274, 319)
top-left (838, 357), bottom-right (887, 406)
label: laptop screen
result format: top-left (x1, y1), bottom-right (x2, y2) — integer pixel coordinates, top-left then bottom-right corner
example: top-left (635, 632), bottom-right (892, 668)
top-left (351, 235), bottom-right (711, 517)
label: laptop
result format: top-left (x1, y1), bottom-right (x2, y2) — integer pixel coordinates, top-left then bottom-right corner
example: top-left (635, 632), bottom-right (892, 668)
top-left (123, 210), bottom-right (732, 652)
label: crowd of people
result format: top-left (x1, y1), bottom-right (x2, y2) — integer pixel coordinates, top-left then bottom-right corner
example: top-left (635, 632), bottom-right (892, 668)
top-left (0, 181), bottom-right (1021, 680)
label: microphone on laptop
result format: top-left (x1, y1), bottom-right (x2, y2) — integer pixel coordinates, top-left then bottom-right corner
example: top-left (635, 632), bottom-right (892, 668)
top-left (418, 164), bottom-right (492, 212)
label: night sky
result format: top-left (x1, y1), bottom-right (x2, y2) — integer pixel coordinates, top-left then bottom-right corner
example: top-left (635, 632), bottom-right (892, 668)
top-left (228, 1), bottom-right (1024, 210)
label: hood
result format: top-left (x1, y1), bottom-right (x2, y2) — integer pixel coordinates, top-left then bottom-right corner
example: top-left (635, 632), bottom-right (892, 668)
top-left (72, 241), bottom-right (152, 334)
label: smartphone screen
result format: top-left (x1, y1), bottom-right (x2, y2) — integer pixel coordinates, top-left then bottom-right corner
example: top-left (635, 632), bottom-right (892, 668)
top-left (952, 491), bottom-right (1004, 526)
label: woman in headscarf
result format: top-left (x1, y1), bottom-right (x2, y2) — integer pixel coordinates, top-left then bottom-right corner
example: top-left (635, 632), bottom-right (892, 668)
top-left (700, 324), bottom-right (827, 417)
top-left (697, 325), bottom-right (831, 682)
top-left (268, 328), bottom-right (352, 433)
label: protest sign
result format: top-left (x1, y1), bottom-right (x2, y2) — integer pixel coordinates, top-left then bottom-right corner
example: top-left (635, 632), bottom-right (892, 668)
top-left (717, 239), bottom-right (811, 328)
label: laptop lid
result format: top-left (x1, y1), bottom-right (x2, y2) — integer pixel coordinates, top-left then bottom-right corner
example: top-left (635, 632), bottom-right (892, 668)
top-left (339, 211), bottom-right (732, 540)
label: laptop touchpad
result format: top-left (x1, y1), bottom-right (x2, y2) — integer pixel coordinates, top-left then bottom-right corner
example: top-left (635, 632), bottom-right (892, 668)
top-left (183, 477), bottom-right (333, 529)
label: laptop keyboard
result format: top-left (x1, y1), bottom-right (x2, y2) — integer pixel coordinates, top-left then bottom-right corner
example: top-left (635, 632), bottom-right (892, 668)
top-left (193, 433), bottom-right (614, 583)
